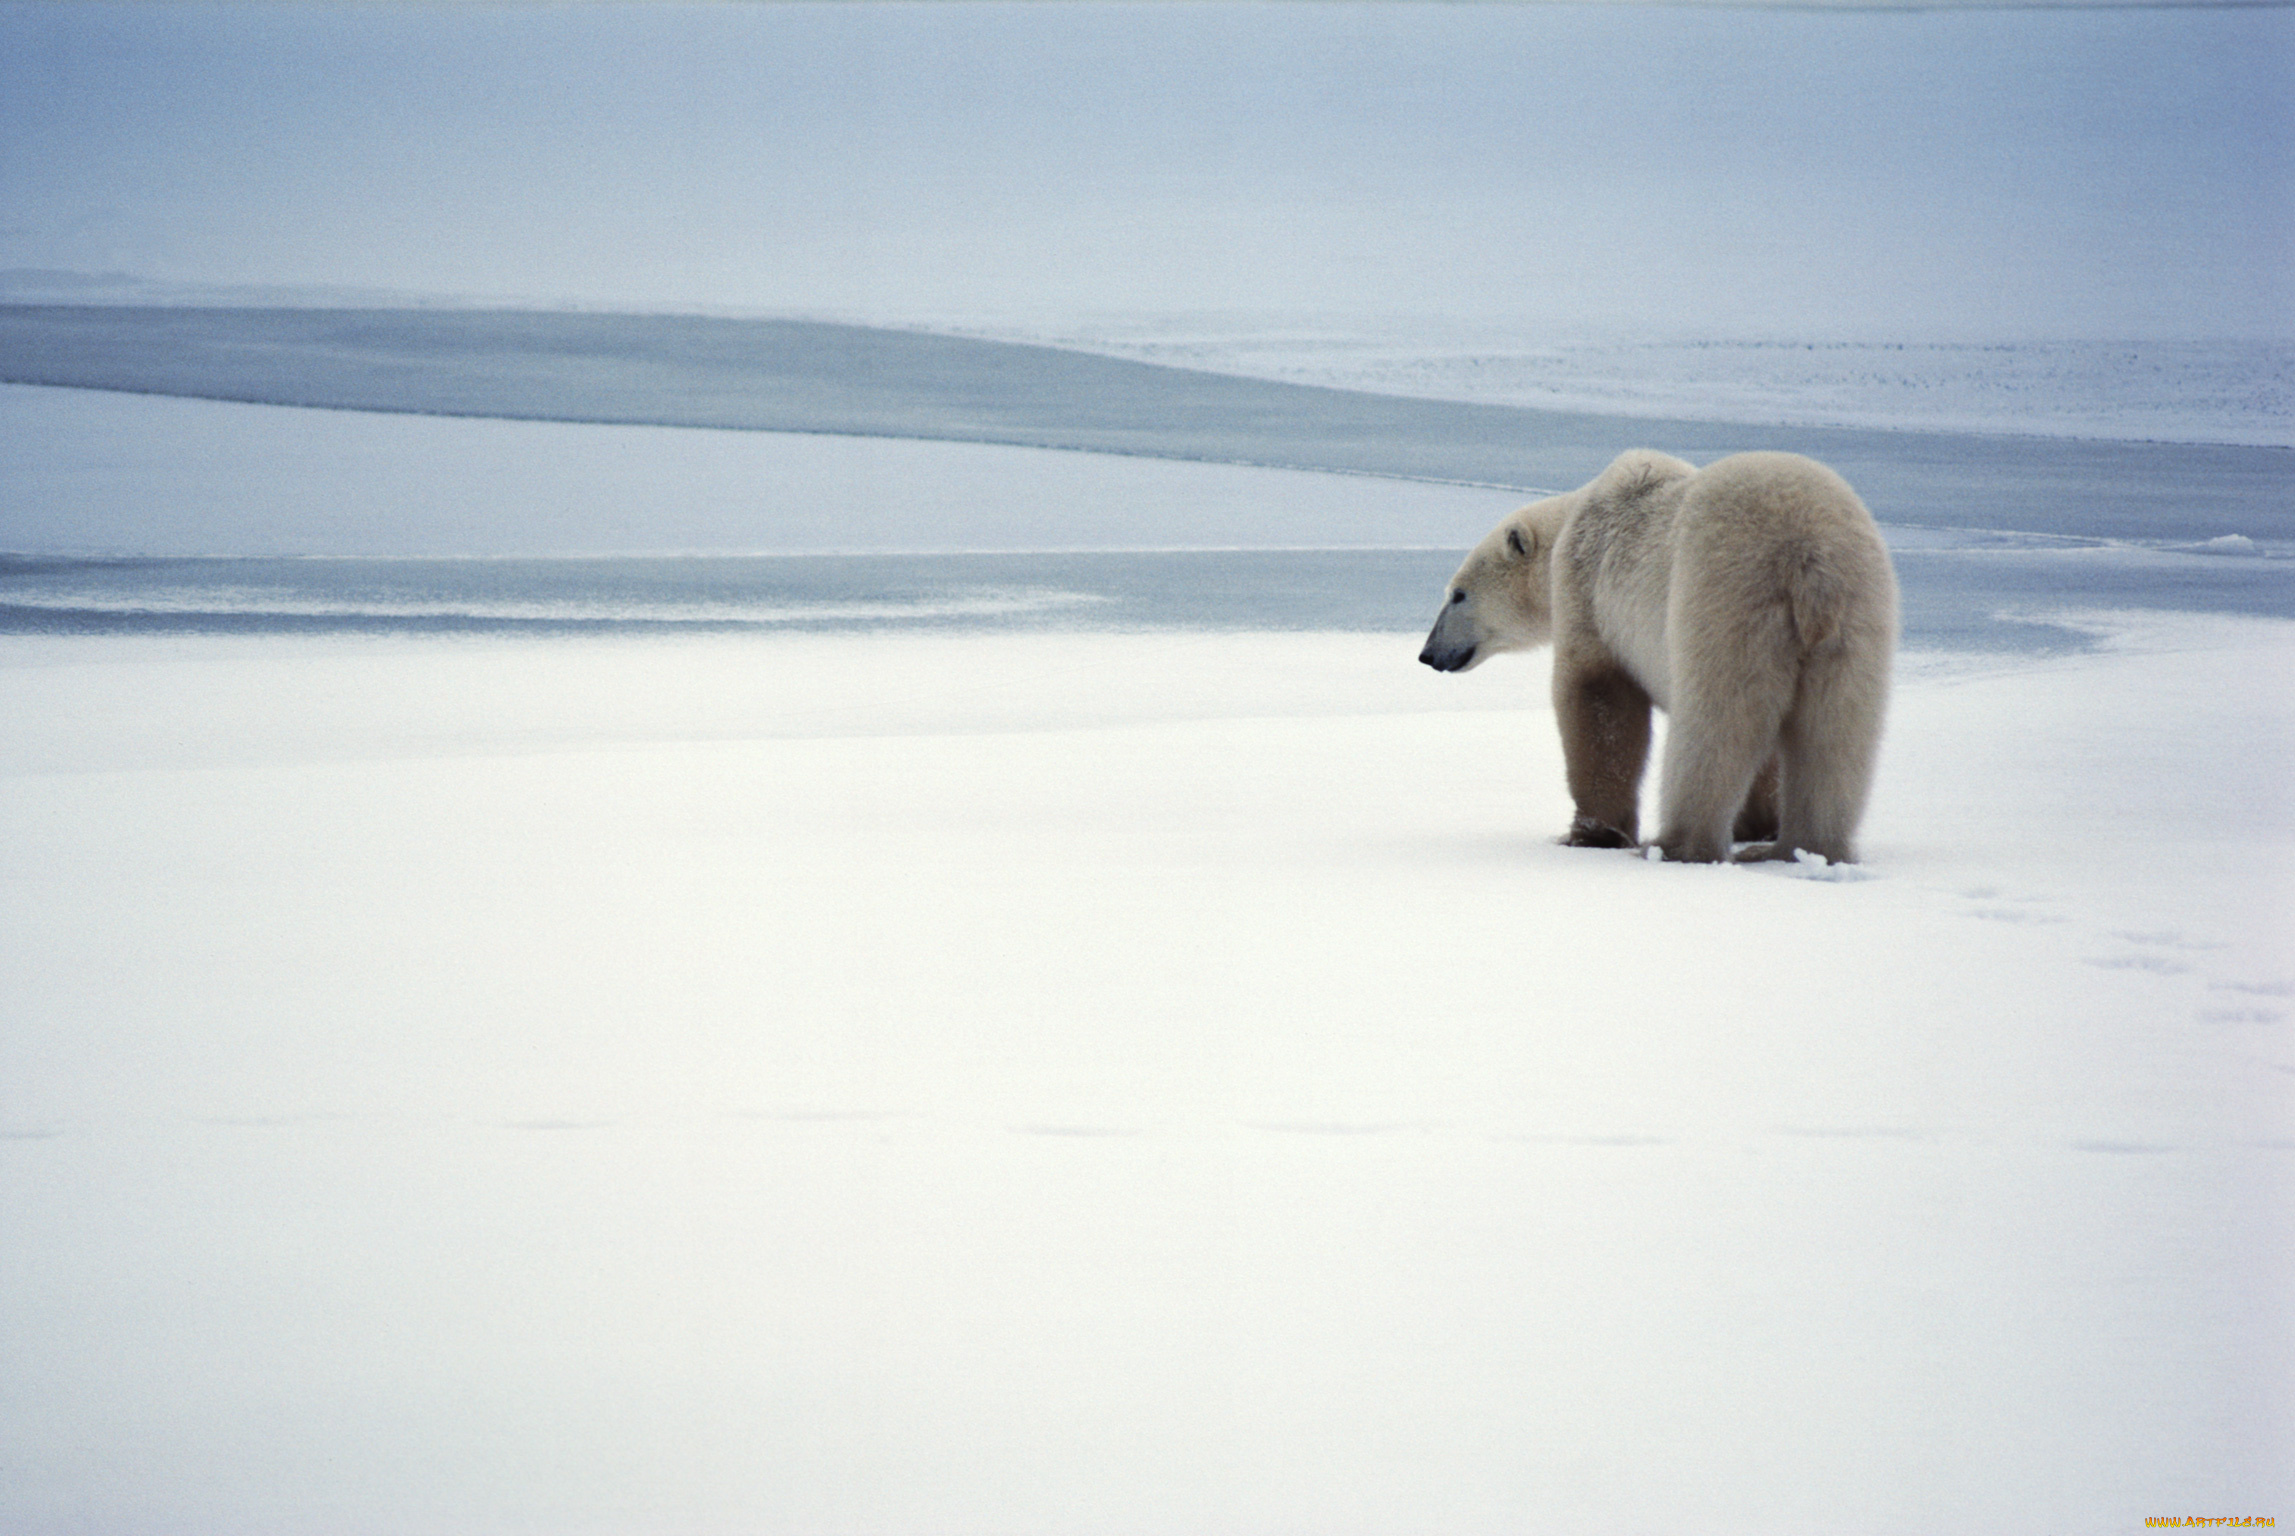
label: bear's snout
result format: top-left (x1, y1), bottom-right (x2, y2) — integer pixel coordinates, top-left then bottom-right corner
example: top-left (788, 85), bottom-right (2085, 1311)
top-left (1419, 633), bottom-right (1476, 672)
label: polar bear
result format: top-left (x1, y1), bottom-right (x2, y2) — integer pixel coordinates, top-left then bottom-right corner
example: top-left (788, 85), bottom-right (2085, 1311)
top-left (1420, 450), bottom-right (1897, 864)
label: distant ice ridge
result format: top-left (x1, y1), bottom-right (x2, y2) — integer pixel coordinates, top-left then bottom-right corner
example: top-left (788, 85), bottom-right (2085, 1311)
top-left (971, 320), bottom-right (2295, 449)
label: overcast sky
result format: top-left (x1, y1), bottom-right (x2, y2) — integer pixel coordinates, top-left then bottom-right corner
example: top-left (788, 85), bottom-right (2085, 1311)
top-left (1, 1), bottom-right (2288, 339)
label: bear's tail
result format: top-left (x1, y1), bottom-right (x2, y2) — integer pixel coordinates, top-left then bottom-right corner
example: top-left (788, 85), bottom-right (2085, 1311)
top-left (1785, 539), bottom-right (1887, 655)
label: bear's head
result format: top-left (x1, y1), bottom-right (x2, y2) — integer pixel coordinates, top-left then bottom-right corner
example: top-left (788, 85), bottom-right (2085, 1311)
top-left (1418, 496), bottom-right (1568, 672)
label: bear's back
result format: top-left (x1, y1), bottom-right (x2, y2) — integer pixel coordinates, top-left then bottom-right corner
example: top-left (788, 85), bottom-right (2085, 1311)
top-left (1674, 452), bottom-right (1881, 549)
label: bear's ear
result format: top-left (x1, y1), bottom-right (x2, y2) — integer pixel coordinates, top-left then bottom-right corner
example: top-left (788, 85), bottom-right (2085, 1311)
top-left (1507, 527), bottom-right (1534, 559)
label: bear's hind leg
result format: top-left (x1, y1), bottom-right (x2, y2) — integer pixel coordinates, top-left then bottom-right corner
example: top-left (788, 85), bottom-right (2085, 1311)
top-left (1653, 633), bottom-right (1796, 864)
top-left (1553, 658), bottom-right (1652, 848)
top-left (1732, 756), bottom-right (1781, 844)
top-left (1765, 638), bottom-right (1889, 864)
top-left (1653, 713), bottom-right (1782, 863)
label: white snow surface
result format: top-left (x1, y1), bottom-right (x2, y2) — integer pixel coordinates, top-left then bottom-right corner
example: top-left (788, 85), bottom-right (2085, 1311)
top-left (2, 613), bottom-right (2289, 1533)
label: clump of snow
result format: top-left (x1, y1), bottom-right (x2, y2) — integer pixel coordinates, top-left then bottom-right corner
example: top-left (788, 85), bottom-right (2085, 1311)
top-left (1779, 847), bottom-right (1881, 882)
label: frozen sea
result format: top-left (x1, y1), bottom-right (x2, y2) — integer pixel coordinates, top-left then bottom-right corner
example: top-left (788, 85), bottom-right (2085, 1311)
top-left (3, 307), bottom-right (2290, 656)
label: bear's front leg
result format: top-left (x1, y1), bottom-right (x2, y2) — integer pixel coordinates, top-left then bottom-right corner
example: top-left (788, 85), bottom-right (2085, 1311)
top-left (1552, 656), bottom-right (1652, 849)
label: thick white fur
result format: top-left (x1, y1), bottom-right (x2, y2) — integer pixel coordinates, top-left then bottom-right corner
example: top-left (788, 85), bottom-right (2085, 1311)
top-left (1420, 450), bottom-right (1898, 864)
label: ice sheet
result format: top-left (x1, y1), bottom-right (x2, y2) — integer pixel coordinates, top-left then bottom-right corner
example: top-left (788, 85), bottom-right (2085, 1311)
top-left (987, 325), bottom-right (2295, 448)
top-left (7, 310), bottom-right (2290, 546)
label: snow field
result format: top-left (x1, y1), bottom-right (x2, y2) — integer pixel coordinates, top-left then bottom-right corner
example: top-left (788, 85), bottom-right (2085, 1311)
top-left (0, 618), bottom-right (2288, 1532)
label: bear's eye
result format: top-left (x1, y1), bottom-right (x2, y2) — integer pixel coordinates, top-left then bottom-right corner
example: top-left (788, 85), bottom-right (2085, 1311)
top-left (1449, 589), bottom-right (1467, 606)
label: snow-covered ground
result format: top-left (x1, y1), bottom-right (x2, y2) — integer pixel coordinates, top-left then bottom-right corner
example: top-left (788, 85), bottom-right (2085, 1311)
top-left (1, 614), bottom-right (2288, 1533)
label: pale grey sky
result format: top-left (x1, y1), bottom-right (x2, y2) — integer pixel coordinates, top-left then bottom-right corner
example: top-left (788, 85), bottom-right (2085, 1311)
top-left (2, 1), bottom-right (2288, 338)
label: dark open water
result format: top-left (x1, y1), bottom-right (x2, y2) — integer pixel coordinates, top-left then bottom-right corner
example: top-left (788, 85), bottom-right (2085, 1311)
top-left (4, 536), bottom-right (2288, 653)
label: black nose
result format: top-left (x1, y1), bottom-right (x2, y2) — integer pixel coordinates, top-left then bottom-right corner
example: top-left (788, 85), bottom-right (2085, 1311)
top-left (1419, 641), bottom-right (1471, 672)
